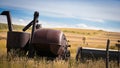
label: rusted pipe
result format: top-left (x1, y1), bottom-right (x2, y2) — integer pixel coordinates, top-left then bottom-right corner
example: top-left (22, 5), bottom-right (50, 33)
top-left (23, 20), bottom-right (33, 31)
top-left (1, 11), bottom-right (13, 31)
top-left (22, 20), bottom-right (38, 31)
top-left (30, 11), bottom-right (39, 43)
top-left (28, 11), bottom-right (39, 58)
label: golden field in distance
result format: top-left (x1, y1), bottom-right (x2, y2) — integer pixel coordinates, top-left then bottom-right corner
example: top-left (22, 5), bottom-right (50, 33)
top-left (0, 23), bottom-right (120, 68)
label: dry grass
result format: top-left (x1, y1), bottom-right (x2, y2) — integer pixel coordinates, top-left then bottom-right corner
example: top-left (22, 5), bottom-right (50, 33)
top-left (0, 40), bottom-right (6, 56)
top-left (0, 55), bottom-right (119, 68)
top-left (0, 28), bottom-right (120, 68)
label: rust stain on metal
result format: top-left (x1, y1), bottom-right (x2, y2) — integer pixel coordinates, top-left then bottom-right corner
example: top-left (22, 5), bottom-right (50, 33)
top-left (7, 31), bottom-right (30, 48)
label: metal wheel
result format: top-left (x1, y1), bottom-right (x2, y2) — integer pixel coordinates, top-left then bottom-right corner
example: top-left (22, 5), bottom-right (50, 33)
top-left (76, 47), bottom-right (82, 61)
top-left (65, 50), bottom-right (70, 60)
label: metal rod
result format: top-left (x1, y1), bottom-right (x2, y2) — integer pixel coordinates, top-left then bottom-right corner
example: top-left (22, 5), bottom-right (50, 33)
top-left (30, 11), bottom-right (39, 43)
top-left (1, 11), bottom-right (13, 31)
top-left (23, 20), bottom-right (33, 31)
top-left (22, 20), bottom-right (38, 31)
top-left (28, 11), bottom-right (39, 58)
top-left (106, 39), bottom-right (110, 68)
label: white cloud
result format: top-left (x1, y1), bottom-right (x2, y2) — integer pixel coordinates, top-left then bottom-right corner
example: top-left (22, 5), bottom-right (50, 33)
top-left (39, 20), bottom-right (102, 30)
top-left (0, 14), bottom-right (31, 25)
top-left (0, 0), bottom-right (120, 32)
top-left (19, 19), bottom-right (24, 22)
top-left (38, 1), bottom-right (120, 22)
top-left (13, 18), bottom-right (30, 25)
top-left (75, 23), bottom-right (103, 30)
top-left (0, 0), bottom-right (120, 22)
top-left (0, 15), bottom-right (7, 23)
top-left (76, 23), bottom-right (88, 28)
top-left (0, 16), bottom-right (117, 32)
top-left (39, 20), bottom-right (71, 28)
top-left (81, 18), bottom-right (105, 23)
top-left (39, 20), bottom-right (116, 32)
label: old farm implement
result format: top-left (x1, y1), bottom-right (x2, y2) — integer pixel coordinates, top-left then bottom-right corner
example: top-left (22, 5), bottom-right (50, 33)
top-left (0, 11), bottom-right (119, 66)
top-left (76, 39), bottom-right (120, 67)
top-left (0, 11), bottom-right (70, 60)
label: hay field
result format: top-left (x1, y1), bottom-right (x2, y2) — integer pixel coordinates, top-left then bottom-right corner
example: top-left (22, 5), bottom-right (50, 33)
top-left (0, 23), bottom-right (120, 68)
top-left (54, 28), bottom-right (120, 57)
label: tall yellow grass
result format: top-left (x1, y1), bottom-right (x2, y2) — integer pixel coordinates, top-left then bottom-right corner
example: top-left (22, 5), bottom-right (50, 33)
top-left (0, 55), bottom-right (119, 68)
top-left (0, 28), bottom-right (120, 68)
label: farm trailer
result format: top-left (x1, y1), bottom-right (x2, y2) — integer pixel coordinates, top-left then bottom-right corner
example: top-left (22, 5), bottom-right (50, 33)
top-left (0, 11), bottom-right (70, 60)
top-left (76, 47), bottom-right (119, 61)
top-left (76, 40), bottom-right (120, 67)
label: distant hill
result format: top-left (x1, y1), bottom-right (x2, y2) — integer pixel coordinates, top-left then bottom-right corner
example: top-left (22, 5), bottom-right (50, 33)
top-left (0, 23), bottom-right (24, 30)
top-left (0, 23), bottom-right (120, 49)
top-left (54, 28), bottom-right (106, 36)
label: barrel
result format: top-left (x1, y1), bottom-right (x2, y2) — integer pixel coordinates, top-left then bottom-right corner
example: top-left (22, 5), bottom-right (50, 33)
top-left (7, 31), bottom-right (30, 49)
top-left (32, 28), bottom-right (66, 57)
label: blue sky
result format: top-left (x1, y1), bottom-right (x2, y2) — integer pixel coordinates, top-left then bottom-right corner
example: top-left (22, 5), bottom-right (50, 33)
top-left (0, 0), bottom-right (120, 32)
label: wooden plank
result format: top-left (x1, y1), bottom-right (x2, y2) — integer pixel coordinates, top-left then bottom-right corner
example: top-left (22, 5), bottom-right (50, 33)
top-left (116, 44), bottom-right (120, 48)
top-left (77, 47), bottom-right (119, 61)
top-left (106, 39), bottom-right (110, 68)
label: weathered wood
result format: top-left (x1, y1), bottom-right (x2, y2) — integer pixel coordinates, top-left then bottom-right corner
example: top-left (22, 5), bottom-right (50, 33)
top-left (116, 44), bottom-right (120, 67)
top-left (116, 44), bottom-right (120, 48)
top-left (116, 41), bottom-right (120, 67)
top-left (118, 47), bottom-right (120, 67)
top-left (106, 39), bottom-right (110, 68)
top-left (76, 47), bottom-right (119, 61)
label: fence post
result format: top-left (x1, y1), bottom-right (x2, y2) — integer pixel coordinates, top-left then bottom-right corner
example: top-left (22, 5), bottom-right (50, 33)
top-left (116, 40), bottom-right (120, 67)
top-left (106, 39), bottom-right (110, 68)
top-left (118, 45), bottom-right (120, 67)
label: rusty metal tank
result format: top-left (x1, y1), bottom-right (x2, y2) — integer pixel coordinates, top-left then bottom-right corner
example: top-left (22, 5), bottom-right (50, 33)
top-left (0, 11), bottom-right (30, 52)
top-left (31, 28), bottom-right (69, 57)
top-left (7, 31), bottom-right (30, 52)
